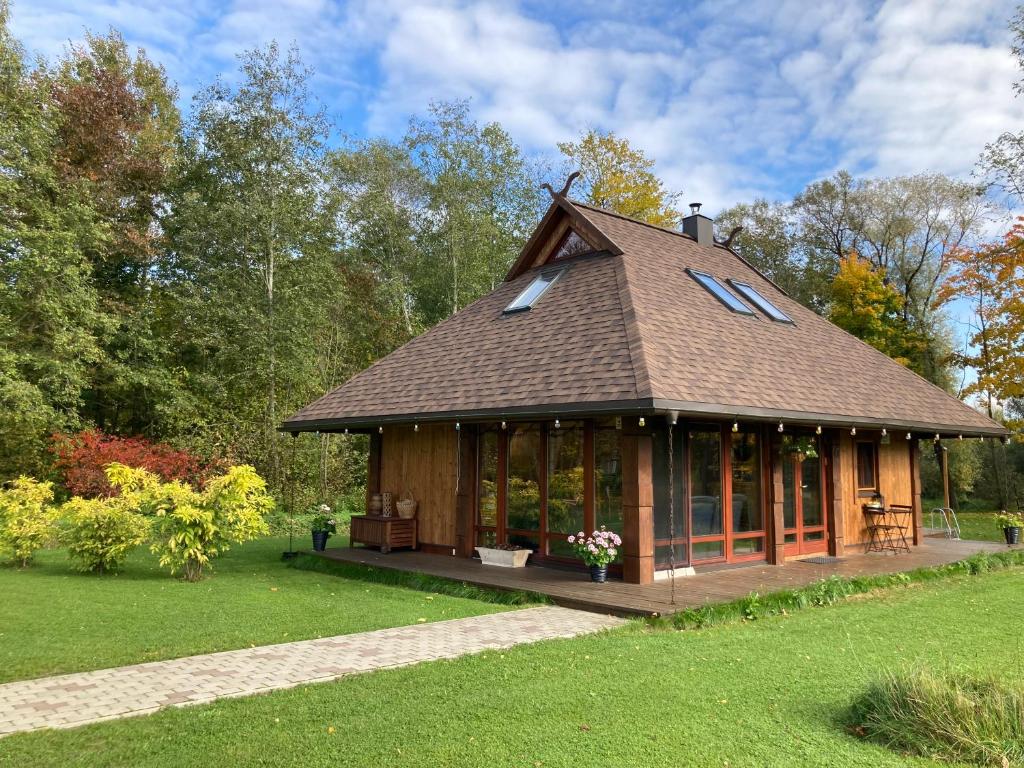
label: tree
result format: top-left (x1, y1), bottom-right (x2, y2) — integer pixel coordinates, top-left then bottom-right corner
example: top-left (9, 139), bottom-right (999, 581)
top-left (828, 252), bottom-right (927, 371)
top-left (163, 43), bottom-right (338, 488)
top-left (978, 6), bottom-right (1024, 204)
top-left (0, 476), bottom-right (55, 567)
top-left (0, 2), bottom-right (110, 478)
top-left (405, 100), bottom-right (542, 323)
top-left (557, 129), bottom-right (680, 227)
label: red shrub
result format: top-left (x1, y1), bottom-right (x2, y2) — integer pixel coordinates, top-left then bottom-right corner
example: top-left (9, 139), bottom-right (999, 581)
top-left (51, 430), bottom-right (215, 498)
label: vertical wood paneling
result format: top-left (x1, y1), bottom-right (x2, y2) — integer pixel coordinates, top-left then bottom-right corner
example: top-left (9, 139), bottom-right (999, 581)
top-left (379, 425), bottom-right (458, 549)
top-left (621, 425), bottom-right (654, 584)
top-left (840, 432), bottom-right (913, 548)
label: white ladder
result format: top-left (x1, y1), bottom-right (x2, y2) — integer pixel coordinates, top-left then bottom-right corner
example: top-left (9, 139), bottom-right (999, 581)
top-left (930, 507), bottom-right (961, 540)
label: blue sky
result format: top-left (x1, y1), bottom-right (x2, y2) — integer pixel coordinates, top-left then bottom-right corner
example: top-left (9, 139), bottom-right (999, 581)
top-left (11, 0), bottom-right (1024, 214)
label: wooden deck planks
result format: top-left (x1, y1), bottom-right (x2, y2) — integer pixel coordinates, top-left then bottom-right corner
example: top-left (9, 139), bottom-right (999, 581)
top-left (313, 538), bottom-right (1010, 617)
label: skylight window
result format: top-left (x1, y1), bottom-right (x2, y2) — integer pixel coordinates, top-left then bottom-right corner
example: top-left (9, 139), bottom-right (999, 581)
top-left (728, 279), bottom-right (793, 323)
top-left (504, 269), bottom-right (564, 313)
top-left (686, 269), bottom-right (754, 315)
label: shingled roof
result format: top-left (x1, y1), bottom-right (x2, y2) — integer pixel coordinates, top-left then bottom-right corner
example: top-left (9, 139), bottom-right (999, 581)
top-left (283, 195), bottom-right (1006, 437)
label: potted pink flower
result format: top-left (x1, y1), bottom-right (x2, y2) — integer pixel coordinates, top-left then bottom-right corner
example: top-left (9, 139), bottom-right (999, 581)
top-left (568, 526), bottom-right (621, 583)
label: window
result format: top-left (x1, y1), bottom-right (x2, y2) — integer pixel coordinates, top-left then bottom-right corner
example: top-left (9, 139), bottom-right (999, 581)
top-left (727, 279), bottom-right (793, 323)
top-left (595, 421), bottom-right (622, 533)
top-left (689, 428), bottom-right (723, 561)
top-left (856, 441), bottom-right (878, 492)
top-left (687, 269), bottom-right (755, 315)
top-left (504, 269), bottom-right (563, 313)
top-left (553, 229), bottom-right (594, 260)
top-left (546, 421), bottom-right (585, 557)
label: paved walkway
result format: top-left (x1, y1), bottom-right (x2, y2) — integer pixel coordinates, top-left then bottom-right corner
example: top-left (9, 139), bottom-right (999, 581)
top-left (0, 606), bottom-right (623, 737)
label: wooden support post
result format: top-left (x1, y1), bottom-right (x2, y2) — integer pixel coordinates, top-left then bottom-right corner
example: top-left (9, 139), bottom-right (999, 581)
top-left (911, 440), bottom-right (924, 546)
top-left (621, 425), bottom-right (654, 584)
top-left (366, 431), bottom-right (382, 514)
top-left (455, 425), bottom-right (478, 558)
top-left (770, 435), bottom-right (785, 565)
top-left (829, 437), bottom-right (846, 557)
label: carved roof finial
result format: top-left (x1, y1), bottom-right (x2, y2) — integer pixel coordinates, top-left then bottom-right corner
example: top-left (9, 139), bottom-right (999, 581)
top-left (719, 226), bottom-right (743, 249)
top-left (541, 171), bottom-right (581, 200)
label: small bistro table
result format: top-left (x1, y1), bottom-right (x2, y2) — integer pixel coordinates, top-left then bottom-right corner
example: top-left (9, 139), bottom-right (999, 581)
top-left (350, 515), bottom-right (417, 554)
top-left (862, 504), bottom-right (912, 554)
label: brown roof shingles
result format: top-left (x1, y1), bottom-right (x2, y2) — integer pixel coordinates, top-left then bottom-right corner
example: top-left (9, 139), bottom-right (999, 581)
top-left (284, 199), bottom-right (1004, 435)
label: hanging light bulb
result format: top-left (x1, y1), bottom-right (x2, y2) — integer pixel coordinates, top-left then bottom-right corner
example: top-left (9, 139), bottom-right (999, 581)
top-left (958, 434), bottom-right (963, 441)
top-left (906, 432), bottom-right (912, 440)
top-left (851, 426), bottom-right (856, 436)
top-left (414, 423), bottom-right (419, 432)
top-left (343, 428), bottom-right (348, 435)
top-left (378, 426), bottom-right (384, 434)
top-left (881, 427), bottom-right (887, 437)
top-left (732, 420), bottom-right (739, 433)
top-left (979, 435), bottom-right (985, 442)
top-left (815, 425), bottom-right (822, 435)
top-left (614, 417), bottom-right (622, 430)
top-left (778, 421), bottom-right (784, 433)
top-left (554, 418), bottom-right (561, 429)
top-left (501, 421), bottom-right (507, 430)
top-left (638, 416), bottom-right (646, 427)
top-left (455, 422), bottom-right (461, 431)
top-left (934, 433), bottom-right (940, 442)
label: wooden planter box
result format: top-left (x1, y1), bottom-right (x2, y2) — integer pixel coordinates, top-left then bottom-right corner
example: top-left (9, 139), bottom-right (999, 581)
top-left (476, 547), bottom-right (532, 568)
top-left (350, 515), bottom-right (417, 554)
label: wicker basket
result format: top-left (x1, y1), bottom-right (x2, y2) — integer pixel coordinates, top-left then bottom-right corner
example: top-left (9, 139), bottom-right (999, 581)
top-left (396, 493), bottom-right (417, 519)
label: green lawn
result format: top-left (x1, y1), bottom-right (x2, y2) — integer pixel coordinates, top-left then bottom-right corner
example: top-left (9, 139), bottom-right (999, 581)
top-left (924, 498), bottom-right (1004, 542)
top-left (0, 537), bottom-right (507, 683)
top-left (3, 567), bottom-right (1023, 767)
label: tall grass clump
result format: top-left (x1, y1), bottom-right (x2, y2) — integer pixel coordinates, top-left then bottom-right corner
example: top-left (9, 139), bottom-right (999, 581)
top-left (849, 667), bottom-right (1024, 766)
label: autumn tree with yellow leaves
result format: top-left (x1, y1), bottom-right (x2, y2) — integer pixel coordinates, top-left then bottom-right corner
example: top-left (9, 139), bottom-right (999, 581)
top-left (558, 130), bottom-right (681, 227)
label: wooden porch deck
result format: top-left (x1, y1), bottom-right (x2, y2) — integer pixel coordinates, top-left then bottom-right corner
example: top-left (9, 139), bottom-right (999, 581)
top-left (313, 536), bottom-right (1010, 617)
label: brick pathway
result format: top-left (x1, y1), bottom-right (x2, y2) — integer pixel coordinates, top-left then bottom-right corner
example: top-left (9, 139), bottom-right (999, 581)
top-left (0, 606), bottom-right (622, 737)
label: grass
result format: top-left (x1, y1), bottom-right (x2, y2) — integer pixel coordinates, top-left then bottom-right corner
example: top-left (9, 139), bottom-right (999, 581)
top-left (289, 553), bottom-right (550, 605)
top-left (4, 564), bottom-right (1024, 766)
top-left (850, 667), bottom-right (1024, 766)
top-left (924, 497), bottom-right (1005, 542)
top-left (0, 536), bottom-right (508, 683)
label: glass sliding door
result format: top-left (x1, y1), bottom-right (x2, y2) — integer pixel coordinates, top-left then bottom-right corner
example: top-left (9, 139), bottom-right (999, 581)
top-left (653, 424), bottom-right (687, 566)
top-left (689, 427), bottom-right (724, 562)
top-left (730, 430), bottom-right (765, 558)
top-left (506, 424), bottom-right (541, 551)
top-left (476, 430), bottom-right (500, 548)
top-left (546, 421), bottom-right (585, 557)
top-left (594, 421), bottom-right (622, 532)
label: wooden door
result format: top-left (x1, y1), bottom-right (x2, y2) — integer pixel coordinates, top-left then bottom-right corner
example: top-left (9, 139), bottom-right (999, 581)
top-left (779, 435), bottom-right (829, 556)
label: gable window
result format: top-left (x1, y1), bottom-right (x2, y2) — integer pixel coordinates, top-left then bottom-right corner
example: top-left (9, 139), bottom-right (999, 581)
top-left (553, 229), bottom-right (594, 260)
top-left (686, 269), bottom-right (755, 315)
top-left (856, 441), bottom-right (878, 493)
top-left (727, 279), bottom-right (793, 323)
top-left (504, 269), bottom-right (564, 313)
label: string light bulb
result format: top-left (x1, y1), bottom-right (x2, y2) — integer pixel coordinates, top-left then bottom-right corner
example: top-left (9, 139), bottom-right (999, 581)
top-left (958, 434), bottom-right (963, 441)
top-left (554, 418), bottom-right (561, 429)
top-left (850, 426), bottom-right (856, 436)
top-left (343, 428), bottom-right (348, 435)
top-left (501, 421), bottom-right (507, 430)
top-left (378, 426), bottom-right (383, 434)
top-left (414, 423), bottom-right (419, 432)
top-left (906, 432), bottom-right (911, 440)
top-left (778, 421), bottom-right (784, 433)
top-left (455, 422), bottom-right (461, 431)
top-left (881, 427), bottom-right (887, 437)
top-left (638, 416), bottom-right (646, 427)
top-left (732, 420), bottom-right (739, 433)
top-left (934, 433), bottom-right (940, 442)
top-left (815, 425), bottom-right (822, 435)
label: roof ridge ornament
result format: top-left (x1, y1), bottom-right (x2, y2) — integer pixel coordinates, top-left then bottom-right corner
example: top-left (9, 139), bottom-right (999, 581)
top-left (718, 226), bottom-right (743, 249)
top-left (541, 171), bottom-right (581, 200)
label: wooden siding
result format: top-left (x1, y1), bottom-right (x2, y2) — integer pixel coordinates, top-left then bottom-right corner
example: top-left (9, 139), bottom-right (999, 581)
top-left (839, 431), bottom-right (913, 547)
top-left (378, 425), bottom-right (458, 550)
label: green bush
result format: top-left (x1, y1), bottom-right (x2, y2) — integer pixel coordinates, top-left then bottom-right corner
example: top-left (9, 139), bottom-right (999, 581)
top-left (106, 463), bottom-right (272, 581)
top-left (59, 497), bottom-right (149, 574)
top-left (0, 477), bottom-right (56, 567)
top-left (849, 667), bottom-right (1024, 766)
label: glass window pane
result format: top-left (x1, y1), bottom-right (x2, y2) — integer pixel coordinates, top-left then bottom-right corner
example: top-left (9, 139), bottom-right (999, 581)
top-left (653, 425), bottom-right (686, 544)
top-left (728, 280), bottom-right (793, 323)
top-left (782, 439), bottom-right (796, 529)
top-left (784, 532), bottom-right (797, 544)
top-left (505, 271), bottom-right (561, 312)
top-left (507, 425), bottom-right (541, 531)
top-left (801, 452), bottom-right (823, 527)
top-left (690, 429), bottom-right (722, 536)
top-left (803, 530), bottom-right (825, 541)
top-left (476, 529), bottom-right (497, 548)
top-left (856, 442), bottom-right (877, 489)
top-left (731, 431), bottom-right (762, 533)
top-left (688, 270), bottom-right (755, 315)
top-left (595, 426), bottom-right (622, 533)
top-left (692, 540), bottom-right (724, 561)
top-left (508, 532), bottom-right (539, 551)
top-left (732, 537), bottom-right (765, 556)
top-left (478, 431), bottom-right (498, 528)
top-left (547, 536), bottom-right (576, 558)
top-left (547, 421), bottom-right (584, 535)
top-left (554, 230), bottom-right (593, 260)
top-left (656, 543), bottom-right (688, 565)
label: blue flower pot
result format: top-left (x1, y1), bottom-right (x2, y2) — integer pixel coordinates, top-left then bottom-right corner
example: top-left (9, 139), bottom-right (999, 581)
top-left (312, 531), bottom-right (330, 551)
top-left (589, 565), bottom-right (608, 583)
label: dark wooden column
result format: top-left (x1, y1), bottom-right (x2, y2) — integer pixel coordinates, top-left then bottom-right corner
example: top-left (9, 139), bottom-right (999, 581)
top-left (621, 422), bottom-right (654, 584)
top-left (455, 425), bottom-right (478, 558)
top-left (829, 436), bottom-right (846, 557)
top-left (769, 432), bottom-right (785, 565)
top-left (366, 431), bottom-right (382, 513)
top-left (910, 439), bottom-right (924, 545)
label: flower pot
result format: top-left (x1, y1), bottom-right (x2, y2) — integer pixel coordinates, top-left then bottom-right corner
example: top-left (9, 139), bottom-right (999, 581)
top-left (312, 530), bottom-right (330, 551)
top-left (1004, 526), bottom-right (1020, 546)
top-left (476, 547), bottom-right (532, 568)
top-left (589, 564), bottom-right (608, 583)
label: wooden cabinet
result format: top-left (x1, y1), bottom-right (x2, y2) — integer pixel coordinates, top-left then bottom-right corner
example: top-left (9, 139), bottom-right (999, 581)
top-left (350, 516), bottom-right (417, 554)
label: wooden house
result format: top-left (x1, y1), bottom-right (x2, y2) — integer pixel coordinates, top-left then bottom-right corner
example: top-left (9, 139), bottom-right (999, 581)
top-left (284, 181), bottom-right (1007, 584)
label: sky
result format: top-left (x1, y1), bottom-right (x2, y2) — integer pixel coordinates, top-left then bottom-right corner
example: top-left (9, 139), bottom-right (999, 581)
top-left (11, 0), bottom-right (1024, 215)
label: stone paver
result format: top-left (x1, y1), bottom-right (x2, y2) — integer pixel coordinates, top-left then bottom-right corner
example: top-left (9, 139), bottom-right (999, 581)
top-left (0, 606), bottom-right (622, 737)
